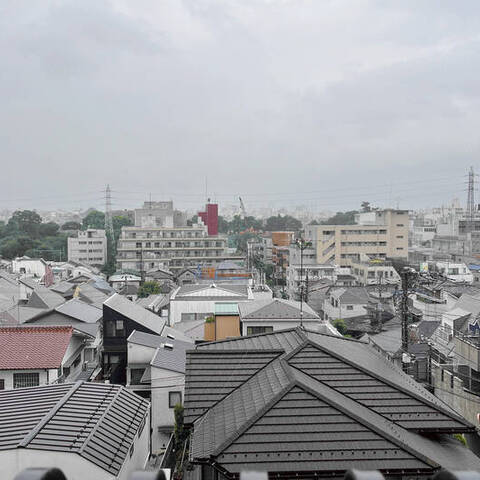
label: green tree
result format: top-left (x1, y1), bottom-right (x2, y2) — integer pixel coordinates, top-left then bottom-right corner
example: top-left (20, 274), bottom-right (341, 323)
top-left (137, 280), bottom-right (161, 298)
top-left (0, 236), bottom-right (38, 259)
top-left (265, 214), bottom-right (302, 232)
top-left (7, 210), bottom-right (42, 238)
top-left (82, 210), bottom-right (105, 229)
top-left (218, 215), bottom-right (229, 233)
top-left (61, 221), bottom-right (82, 230)
top-left (38, 222), bottom-right (60, 237)
top-left (112, 215), bottom-right (133, 239)
top-left (321, 210), bottom-right (358, 225)
top-left (333, 318), bottom-right (347, 335)
top-left (174, 404), bottom-right (189, 475)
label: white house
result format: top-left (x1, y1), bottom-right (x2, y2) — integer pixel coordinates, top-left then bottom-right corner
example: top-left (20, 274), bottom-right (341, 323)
top-left (0, 382), bottom-right (150, 480)
top-left (109, 273), bottom-right (142, 292)
top-left (435, 262), bottom-right (474, 283)
top-left (323, 287), bottom-right (371, 322)
top-left (239, 298), bottom-right (323, 335)
top-left (169, 283), bottom-right (254, 325)
top-left (11, 256), bottom-right (48, 278)
top-left (286, 264), bottom-right (335, 300)
top-left (0, 325), bottom-right (93, 390)
top-left (127, 330), bottom-right (194, 454)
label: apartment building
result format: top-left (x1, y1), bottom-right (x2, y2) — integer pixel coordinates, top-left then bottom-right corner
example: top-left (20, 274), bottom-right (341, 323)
top-left (272, 231), bottom-right (295, 282)
top-left (67, 229), bottom-right (107, 266)
top-left (116, 224), bottom-right (232, 272)
top-left (306, 209), bottom-right (408, 266)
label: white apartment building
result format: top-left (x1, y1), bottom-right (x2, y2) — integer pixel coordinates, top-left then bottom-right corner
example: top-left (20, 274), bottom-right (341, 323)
top-left (286, 264), bottom-right (336, 300)
top-left (67, 229), bottom-right (107, 266)
top-left (116, 223), bottom-right (235, 273)
top-left (305, 209), bottom-right (409, 266)
top-left (350, 257), bottom-right (401, 286)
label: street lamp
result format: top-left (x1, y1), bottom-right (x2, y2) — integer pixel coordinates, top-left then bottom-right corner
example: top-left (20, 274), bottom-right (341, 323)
top-left (296, 237), bottom-right (312, 327)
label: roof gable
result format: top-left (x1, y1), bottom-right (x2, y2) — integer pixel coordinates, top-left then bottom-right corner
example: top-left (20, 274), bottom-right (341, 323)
top-left (241, 299), bottom-right (318, 320)
top-left (180, 286), bottom-right (244, 298)
top-left (287, 343), bottom-right (469, 432)
top-left (215, 385), bottom-right (433, 474)
top-left (184, 349), bottom-right (283, 424)
top-left (0, 326), bottom-right (73, 369)
top-left (0, 382), bottom-right (149, 475)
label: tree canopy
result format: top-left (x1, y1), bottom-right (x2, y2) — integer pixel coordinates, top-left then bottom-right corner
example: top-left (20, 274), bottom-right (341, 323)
top-left (0, 210), bottom-right (69, 261)
top-left (137, 280), bottom-right (161, 298)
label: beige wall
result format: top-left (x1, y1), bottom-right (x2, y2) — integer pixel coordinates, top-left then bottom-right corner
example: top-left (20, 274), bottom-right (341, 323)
top-left (312, 210), bottom-right (408, 265)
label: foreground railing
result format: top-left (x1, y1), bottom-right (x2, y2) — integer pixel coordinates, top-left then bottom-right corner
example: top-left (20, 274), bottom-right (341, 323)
top-left (12, 469), bottom-right (480, 480)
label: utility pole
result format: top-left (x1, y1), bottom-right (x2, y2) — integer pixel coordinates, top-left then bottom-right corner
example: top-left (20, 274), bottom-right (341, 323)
top-left (400, 267), bottom-right (417, 372)
top-left (296, 237), bottom-right (312, 327)
top-left (467, 166), bottom-right (475, 234)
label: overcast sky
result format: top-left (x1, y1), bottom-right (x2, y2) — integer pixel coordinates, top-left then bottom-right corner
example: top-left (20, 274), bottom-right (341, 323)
top-left (1, 0), bottom-right (480, 214)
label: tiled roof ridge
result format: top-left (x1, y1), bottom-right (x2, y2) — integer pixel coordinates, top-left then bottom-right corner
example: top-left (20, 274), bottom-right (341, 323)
top-left (187, 350), bottom-right (287, 426)
top-left (289, 366), bottom-right (439, 469)
top-left (19, 381), bottom-right (84, 448)
top-left (0, 325), bottom-right (72, 333)
top-left (211, 359), bottom-right (295, 457)
top-left (294, 337), bottom-right (471, 428)
top-left (195, 326), bottom-right (302, 348)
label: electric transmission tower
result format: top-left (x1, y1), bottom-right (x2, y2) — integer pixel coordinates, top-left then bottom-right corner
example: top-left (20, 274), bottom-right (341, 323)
top-left (105, 185), bottom-right (115, 241)
top-left (467, 166), bottom-right (475, 233)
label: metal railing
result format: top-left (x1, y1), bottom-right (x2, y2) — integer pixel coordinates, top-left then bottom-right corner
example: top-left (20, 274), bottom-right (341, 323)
top-left (12, 470), bottom-right (480, 480)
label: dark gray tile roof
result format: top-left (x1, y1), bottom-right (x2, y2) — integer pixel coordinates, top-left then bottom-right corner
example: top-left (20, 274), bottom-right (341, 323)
top-left (55, 299), bottom-right (102, 323)
top-left (187, 327), bottom-right (475, 477)
top-left (50, 281), bottom-right (76, 295)
top-left (184, 350), bottom-right (283, 423)
top-left (0, 381), bottom-right (149, 475)
top-left (76, 283), bottom-right (111, 308)
top-left (27, 286), bottom-right (65, 309)
top-left (331, 287), bottom-right (371, 305)
top-left (151, 337), bottom-right (193, 374)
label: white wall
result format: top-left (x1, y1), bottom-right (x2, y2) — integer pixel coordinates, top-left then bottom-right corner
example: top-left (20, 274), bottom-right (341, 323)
top-left (150, 367), bottom-right (185, 454)
top-left (0, 448), bottom-right (113, 480)
top-left (12, 259), bottom-right (46, 277)
top-left (241, 319), bottom-right (321, 336)
top-left (0, 369), bottom-right (51, 390)
top-left (128, 342), bottom-right (157, 365)
top-left (323, 299), bottom-right (366, 321)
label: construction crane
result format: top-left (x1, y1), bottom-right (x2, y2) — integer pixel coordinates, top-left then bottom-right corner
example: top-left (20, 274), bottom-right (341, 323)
top-left (239, 196), bottom-right (247, 219)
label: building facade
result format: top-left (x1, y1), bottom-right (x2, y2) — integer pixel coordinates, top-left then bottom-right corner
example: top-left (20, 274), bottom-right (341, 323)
top-left (67, 229), bottom-right (107, 266)
top-left (116, 224), bottom-right (235, 273)
top-left (306, 209), bottom-right (409, 266)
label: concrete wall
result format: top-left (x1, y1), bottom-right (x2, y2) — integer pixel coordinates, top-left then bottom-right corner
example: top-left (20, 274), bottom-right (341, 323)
top-left (0, 449), bottom-right (114, 480)
top-left (433, 364), bottom-right (480, 427)
top-left (323, 299), bottom-right (366, 321)
top-left (150, 367), bottom-right (185, 454)
top-left (128, 342), bottom-right (157, 365)
top-left (241, 319), bottom-right (321, 336)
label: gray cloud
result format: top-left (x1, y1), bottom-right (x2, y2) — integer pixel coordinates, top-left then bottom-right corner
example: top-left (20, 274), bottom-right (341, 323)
top-left (1, 0), bottom-right (480, 213)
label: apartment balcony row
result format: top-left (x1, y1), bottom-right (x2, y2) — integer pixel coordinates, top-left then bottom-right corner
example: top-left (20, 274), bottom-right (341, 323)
top-left (117, 245), bottom-right (225, 252)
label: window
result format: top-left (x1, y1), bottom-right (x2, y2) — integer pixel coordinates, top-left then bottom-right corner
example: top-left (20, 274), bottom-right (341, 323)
top-left (247, 326), bottom-right (274, 335)
top-left (169, 391), bottom-right (182, 408)
top-left (136, 242), bottom-right (142, 248)
top-left (13, 372), bottom-right (40, 389)
top-left (0, 379), bottom-right (4, 390)
top-left (346, 305), bottom-right (353, 310)
top-left (130, 368), bottom-right (146, 385)
top-left (106, 319), bottom-right (125, 337)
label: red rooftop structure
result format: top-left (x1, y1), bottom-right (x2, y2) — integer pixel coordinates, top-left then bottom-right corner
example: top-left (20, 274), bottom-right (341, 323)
top-left (198, 202), bottom-right (218, 236)
top-left (0, 326), bottom-right (73, 369)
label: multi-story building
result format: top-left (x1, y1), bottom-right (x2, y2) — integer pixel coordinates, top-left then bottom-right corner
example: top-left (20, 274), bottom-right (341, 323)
top-left (116, 202), bottom-right (241, 273)
top-left (116, 224), bottom-right (231, 273)
top-left (306, 209), bottom-right (409, 266)
top-left (67, 229), bottom-right (107, 266)
top-left (271, 231), bottom-right (295, 283)
top-left (350, 257), bottom-right (401, 286)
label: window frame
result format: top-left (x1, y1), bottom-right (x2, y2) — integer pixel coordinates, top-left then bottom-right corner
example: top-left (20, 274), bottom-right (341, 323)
top-left (169, 391), bottom-right (182, 408)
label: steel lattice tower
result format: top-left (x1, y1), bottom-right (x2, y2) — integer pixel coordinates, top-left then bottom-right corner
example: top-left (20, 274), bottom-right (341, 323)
top-left (467, 166), bottom-right (475, 233)
top-left (105, 185), bottom-right (115, 241)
